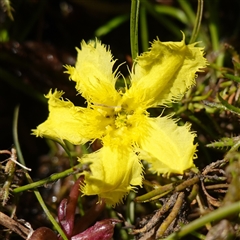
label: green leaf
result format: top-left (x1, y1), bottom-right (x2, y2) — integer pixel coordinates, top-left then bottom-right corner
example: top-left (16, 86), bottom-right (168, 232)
top-left (206, 137), bottom-right (235, 149)
top-left (223, 73), bottom-right (240, 83)
top-left (218, 93), bottom-right (240, 115)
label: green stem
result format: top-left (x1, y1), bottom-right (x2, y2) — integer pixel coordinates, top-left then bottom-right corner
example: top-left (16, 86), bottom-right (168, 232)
top-left (25, 173), bottom-right (69, 240)
top-left (12, 106), bottom-right (68, 240)
top-left (135, 183), bottom-right (174, 202)
top-left (13, 163), bottom-right (82, 193)
top-left (165, 201), bottom-right (240, 239)
top-left (13, 106), bottom-right (26, 166)
top-left (130, 0), bottom-right (140, 60)
top-left (189, 0), bottom-right (203, 44)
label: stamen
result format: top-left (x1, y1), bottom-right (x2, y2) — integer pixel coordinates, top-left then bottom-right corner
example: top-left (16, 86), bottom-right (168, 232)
top-left (92, 102), bottom-right (121, 110)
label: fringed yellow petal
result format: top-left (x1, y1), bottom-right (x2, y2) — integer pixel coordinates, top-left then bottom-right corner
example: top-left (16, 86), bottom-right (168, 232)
top-left (32, 90), bottom-right (103, 145)
top-left (65, 39), bottom-right (121, 106)
top-left (128, 33), bottom-right (207, 107)
top-left (138, 116), bottom-right (196, 175)
top-left (80, 145), bottom-right (143, 206)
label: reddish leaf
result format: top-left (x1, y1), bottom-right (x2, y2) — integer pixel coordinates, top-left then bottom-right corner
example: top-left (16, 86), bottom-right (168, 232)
top-left (58, 176), bottom-right (84, 237)
top-left (71, 219), bottom-right (121, 240)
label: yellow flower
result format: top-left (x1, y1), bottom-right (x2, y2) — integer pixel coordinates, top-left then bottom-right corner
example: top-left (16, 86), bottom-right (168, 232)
top-left (33, 34), bottom-right (207, 206)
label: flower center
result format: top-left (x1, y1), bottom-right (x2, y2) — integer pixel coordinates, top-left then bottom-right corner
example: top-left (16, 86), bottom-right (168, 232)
top-left (115, 110), bottom-right (131, 129)
top-left (96, 102), bottom-right (147, 144)
top-left (112, 104), bottom-right (134, 128)
top-left (103, 104), bottom-right (134, 131)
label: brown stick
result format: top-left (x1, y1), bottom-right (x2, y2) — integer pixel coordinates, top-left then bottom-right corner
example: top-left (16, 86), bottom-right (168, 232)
top-left (0, 211), bottom-right (30, 239)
